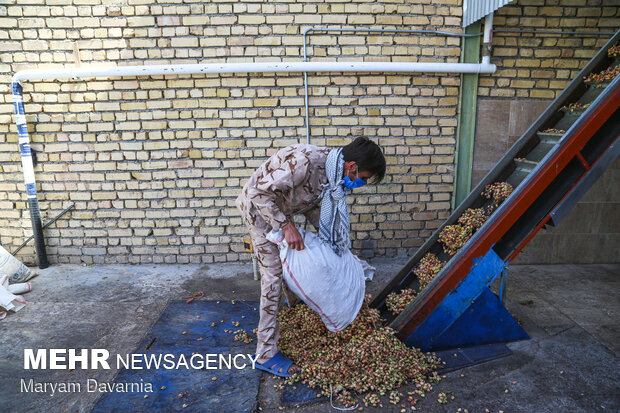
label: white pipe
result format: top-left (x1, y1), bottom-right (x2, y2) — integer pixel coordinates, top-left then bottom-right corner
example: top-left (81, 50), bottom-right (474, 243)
top-left (12, 61), bottom-right (496, 83)
top-left (483, 14), bottom-right (493, 44)
top-left (482, 13), bottom-right (494, 65)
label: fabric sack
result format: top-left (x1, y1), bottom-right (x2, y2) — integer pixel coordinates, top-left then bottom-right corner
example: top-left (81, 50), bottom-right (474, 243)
top-left (267, 227), bottom-right (375, 332)
top-left (0, 245), bottom-right (37, 284)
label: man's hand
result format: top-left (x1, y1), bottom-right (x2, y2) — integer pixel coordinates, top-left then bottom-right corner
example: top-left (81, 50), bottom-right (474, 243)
top-left (282, 221), bottom-right (304, 251)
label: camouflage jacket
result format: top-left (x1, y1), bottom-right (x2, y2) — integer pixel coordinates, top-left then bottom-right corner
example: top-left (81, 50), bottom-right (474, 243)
top-left (236, 144), bottom-right (330, 231)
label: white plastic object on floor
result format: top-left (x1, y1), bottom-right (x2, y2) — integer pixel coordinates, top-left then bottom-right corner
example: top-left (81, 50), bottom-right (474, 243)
top-left (0, 245), bottom-right (37, 284)
top-left (7, 282), bottom-right (31, 295)
top-left (0, 275), bottom-right (26, 320)
top-left (267, 227), bottom-right (375, 333)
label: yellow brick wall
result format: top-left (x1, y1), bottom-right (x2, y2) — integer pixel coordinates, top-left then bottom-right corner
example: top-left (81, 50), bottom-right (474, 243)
top-left (0, 0), bottom-right (463, 265)
top-left (0, 0), bottom-right (617, 265)
top-left (480, 0), bottom-right (619, 98)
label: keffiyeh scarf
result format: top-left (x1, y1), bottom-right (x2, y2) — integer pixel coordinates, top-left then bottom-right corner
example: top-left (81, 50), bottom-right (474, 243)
top-left (318, 148), bottom-right (351, 256)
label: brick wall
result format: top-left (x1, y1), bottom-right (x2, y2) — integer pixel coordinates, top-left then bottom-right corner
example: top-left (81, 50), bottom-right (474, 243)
top-left (480, 0), bottom-right (618, 99)
top-left (0, 0), bottom-right (464, 266)
top-left (0, 0), bottom-right (617, 266)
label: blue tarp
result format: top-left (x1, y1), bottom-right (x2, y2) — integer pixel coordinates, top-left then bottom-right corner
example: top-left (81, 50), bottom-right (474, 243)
top-left (92, 300), bottom-right (261, 413)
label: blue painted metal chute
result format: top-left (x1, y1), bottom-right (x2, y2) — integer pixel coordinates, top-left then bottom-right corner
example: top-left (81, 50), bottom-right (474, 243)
top-left (404, 247), bottom-right (529, 351)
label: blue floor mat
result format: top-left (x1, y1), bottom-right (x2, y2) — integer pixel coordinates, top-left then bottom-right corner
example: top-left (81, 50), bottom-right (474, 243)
top-left (92, 300), bottom-right (261, 413)
top-left (281, 381), bottom-right (326, 408)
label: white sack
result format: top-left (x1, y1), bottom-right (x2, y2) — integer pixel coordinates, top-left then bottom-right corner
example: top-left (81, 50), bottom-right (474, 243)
top-left (0, 245), bottom-right (37, 284)
top-left (267, 227), bottom-right (375, 332)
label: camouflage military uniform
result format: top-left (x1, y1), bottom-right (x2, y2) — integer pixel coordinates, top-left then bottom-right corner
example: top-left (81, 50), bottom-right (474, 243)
top-left (235, 143), bottom-right (330, 360)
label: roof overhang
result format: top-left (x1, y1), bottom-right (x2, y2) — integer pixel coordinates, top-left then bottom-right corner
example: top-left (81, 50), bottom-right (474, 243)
top-left (462, 0), bottom-right (516, 27)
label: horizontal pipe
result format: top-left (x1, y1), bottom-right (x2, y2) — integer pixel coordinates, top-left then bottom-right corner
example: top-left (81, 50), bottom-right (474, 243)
top-left (12, 61), bottom-right (497, 83)
top-left (494, 29), bottom-right (616, 36)
top-left (304, 27), bottom-right (483, 38)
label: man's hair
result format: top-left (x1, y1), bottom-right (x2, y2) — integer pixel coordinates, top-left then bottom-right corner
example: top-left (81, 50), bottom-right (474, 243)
top-left (342, 137), bottom-right (386, 184)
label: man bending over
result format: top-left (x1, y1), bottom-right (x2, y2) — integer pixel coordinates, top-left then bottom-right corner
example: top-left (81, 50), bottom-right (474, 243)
top-left (235, 137), bottom-right (386, 377)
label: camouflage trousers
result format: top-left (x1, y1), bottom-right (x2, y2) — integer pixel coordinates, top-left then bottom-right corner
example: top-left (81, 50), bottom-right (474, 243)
top-left (238, 208), bottom-right (300, 360)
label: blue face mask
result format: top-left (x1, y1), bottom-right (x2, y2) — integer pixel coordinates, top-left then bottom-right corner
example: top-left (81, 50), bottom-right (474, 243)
top-left (342, 170), bottom-right (367, 189)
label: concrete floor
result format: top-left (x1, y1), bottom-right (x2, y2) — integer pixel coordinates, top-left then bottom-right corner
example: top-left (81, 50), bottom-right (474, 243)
top-left (0, 258), bottom-right (618, 412)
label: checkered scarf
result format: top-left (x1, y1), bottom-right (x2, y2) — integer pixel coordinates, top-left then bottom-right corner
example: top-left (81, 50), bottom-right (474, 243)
top-left (318, 148), bottom-right (351, 256)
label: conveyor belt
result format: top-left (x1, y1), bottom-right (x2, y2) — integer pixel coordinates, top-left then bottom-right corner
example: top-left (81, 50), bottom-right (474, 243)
top-left (372, 30), bottom-right (620, 351)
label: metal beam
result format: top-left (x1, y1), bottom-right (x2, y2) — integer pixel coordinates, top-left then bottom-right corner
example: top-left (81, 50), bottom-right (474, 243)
top-left (453, 21), bottom-right (482, 210)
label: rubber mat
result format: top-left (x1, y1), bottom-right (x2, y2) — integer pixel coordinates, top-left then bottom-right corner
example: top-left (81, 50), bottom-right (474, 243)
top-left (92, 300), bottom-right (261, 413)
top-left (281, 381), bottom-right (326, 408)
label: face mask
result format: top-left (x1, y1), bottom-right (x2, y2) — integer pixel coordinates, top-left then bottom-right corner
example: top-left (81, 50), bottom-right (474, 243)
top-left (342, 169), bottom-right (367, 189)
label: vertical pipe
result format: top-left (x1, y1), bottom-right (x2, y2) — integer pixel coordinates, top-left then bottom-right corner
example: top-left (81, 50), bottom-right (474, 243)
top-left (303, 28), bottom-right (312, 145)
top-left (11, 81), bottom-right (49, 269)
top-left (482, 13), bottom-right (494, 65)
top-left (302, 29), bottom-right (312, 232)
